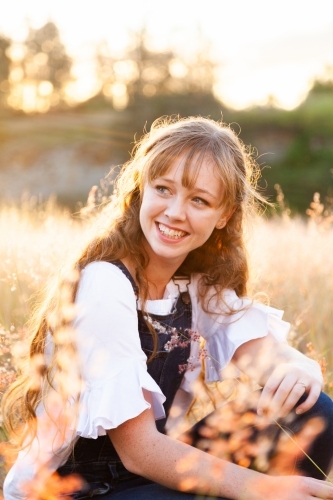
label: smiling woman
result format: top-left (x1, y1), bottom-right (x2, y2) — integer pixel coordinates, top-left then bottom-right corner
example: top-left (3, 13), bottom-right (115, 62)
top-left (138, 156), bottom-right (227, 282)
top-left (2, 117), bottom-right (333, 500)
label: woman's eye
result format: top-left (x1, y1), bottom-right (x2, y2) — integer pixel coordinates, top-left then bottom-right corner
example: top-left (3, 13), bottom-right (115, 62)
top-left (193, 197), bottom-right (208, 206)
top-left (156, 185), bottom-right (170, 194)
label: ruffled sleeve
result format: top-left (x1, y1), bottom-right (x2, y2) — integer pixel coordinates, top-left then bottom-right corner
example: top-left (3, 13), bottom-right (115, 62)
top-left (189, 282), bottom-right (290, 383)
top-left (3, 263), bottom-right (167, 500)
top-left (74, 262), bottom-right (166, 438)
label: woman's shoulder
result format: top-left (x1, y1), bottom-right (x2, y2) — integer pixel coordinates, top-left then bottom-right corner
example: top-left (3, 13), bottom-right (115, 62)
top-left (83, 260), bottom-right (125, 276)
top-left (78, 261), bottom-right (135, 303)
top-left (189, 274), bottom-right (237, 301)
top-left (82, 261), bottom-right (131, 283)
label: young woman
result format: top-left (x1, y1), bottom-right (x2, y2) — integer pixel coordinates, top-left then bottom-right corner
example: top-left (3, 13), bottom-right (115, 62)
top-left (3, 117), bottom-right (333, 500)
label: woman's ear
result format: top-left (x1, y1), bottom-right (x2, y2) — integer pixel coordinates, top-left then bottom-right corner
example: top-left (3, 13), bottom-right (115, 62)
top-left (215, 206), bottom-right (236, 229)
top-left (215, 218), bottom-right (227, 230)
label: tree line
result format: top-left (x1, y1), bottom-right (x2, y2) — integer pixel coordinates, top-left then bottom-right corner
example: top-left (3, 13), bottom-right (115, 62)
top-left (1, 21), bottom-right (333, 212)
top-left (0, 22), bottom-right (71, 113)
top-left (0, 22), bottom-right (220, 115)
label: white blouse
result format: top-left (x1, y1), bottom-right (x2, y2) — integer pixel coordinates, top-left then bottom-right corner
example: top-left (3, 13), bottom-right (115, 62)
top-left (4, 261), bottom-right (290, 499)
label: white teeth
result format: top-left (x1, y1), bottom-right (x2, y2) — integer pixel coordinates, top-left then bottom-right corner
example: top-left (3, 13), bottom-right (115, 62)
top-left (158, 223), bottom-right (187, 239)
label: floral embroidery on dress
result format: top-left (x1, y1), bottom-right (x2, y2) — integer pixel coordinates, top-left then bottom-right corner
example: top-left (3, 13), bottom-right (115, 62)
top-left (144, 315), bottom-right (210, 374)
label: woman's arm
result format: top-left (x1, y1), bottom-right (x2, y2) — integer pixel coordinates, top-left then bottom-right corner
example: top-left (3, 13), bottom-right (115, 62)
top-left (108, 390), bottom-right (333, 500)
top-left (232, 333), bottom-right (323, 417)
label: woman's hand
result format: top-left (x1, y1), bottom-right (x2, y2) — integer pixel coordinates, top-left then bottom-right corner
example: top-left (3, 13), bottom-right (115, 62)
top-left (233, 333), bottom-right (323, 418)
top-left (244, 474), bottom-right (333, 500)
top-left (257, 360), bottom-right (323, 418)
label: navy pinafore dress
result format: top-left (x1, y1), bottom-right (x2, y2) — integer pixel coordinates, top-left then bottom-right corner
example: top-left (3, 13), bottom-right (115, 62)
top-left (57, 261), bottom-right (193, 497)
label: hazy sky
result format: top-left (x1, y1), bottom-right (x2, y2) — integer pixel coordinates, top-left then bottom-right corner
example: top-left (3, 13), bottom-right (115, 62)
top-left (1, 0), bottom-right (333, 109)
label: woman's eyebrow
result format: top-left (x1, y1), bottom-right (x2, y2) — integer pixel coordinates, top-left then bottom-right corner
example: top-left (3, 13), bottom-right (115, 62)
top-left (193, 187), bottom-right (216, 198)
top-left (155, 176), bottom-right (174, 184)
top-left (156, 177), bottom-right (217, 199)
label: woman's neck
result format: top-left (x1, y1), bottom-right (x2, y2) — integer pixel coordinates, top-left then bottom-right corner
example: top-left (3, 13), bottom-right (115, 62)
top-left (147, 275), bottom-right (173, 300)
top-left (145, 257), bottom-right (182, 299)
top-left (120, 257), bottom-right (180, 300)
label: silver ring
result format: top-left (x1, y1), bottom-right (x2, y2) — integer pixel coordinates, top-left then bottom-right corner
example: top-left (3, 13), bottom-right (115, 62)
top-left (296, 382), bottom-right (307, 389)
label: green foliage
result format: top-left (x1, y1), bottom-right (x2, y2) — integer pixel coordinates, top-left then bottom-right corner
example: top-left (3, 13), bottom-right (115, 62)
top-left (218, 81), bottom-right (333, 212)
top-left (261, 97), bottom-right (333, 212)
top-left (308, 76), bottom-right (333, 95)
top-left (109, 92), bottom-right (224, 162)
top-left (106, 79), bottom-right (333, 212)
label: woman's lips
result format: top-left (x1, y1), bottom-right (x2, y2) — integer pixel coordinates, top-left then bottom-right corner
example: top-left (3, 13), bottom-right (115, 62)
top-left (156, 222), bottom-right (188, 240)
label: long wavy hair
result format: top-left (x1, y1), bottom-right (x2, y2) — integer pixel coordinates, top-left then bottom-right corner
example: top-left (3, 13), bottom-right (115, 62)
top-left (2, 116), bottom-right (264, 446)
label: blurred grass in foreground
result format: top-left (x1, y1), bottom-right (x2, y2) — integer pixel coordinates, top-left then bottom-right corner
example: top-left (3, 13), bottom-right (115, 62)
top-left (0, 192), bottom-right (333, 488)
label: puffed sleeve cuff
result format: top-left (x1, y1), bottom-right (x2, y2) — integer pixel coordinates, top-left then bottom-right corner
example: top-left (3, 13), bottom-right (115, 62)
top-left (201, 295), bottom-right (290, 383)
top-left (76, 358), bottom-right (166, 439)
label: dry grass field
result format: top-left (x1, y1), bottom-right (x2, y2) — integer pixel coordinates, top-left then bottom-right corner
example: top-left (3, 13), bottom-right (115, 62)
top-left (0, 193), bottom-right (332, 491)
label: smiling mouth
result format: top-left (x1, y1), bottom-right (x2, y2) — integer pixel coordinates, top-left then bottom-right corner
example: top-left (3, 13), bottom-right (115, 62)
top-left (158, 223), bottom-right (188, 239)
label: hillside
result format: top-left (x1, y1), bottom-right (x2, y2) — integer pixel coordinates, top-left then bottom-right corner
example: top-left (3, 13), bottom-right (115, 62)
top-left (1, 85), bottom-right (333, 212)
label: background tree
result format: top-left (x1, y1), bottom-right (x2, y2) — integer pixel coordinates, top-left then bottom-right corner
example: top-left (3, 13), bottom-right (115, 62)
top-left (93, 28), bottom-right (219, 108)
top-left (0, 35), bottom-right (11, 109)
top-left (91, 29), bottom-right (222, 161)
top-left (8, 21), bottom-right (72, 113)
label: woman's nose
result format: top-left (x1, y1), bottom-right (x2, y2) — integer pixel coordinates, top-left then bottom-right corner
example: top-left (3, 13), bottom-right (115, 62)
top-left (164, 196), bottom-right (186, 221)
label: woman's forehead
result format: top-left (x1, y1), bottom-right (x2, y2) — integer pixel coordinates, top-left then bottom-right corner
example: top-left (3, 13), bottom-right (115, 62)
top-left (145, 152), bottom-right (225, 205)
top-left (148, 150), bottom-right (221, 188)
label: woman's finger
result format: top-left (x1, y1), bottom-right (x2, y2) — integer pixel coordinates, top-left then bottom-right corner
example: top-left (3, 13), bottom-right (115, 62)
top-left (257, 368), bottom-right (291, 415)
top-left (295, 381), bottom-right (322, 414)
top-left (274, 380), bottom-right (308, 418)
top-left (306, 476), bottom-right (333, 499)
top-left (267, 373), bottom-right (307, 417)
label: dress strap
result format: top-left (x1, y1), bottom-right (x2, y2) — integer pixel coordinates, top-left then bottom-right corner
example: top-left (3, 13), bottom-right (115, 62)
top-left (172, 274), bottom-right (191, 305)
top-left (111, 260), bottom-right (139, 296)
top-left (111, 261), bottom-right (191, 304)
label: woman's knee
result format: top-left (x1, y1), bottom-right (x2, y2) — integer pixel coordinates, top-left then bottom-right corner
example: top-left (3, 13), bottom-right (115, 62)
top-left (298, 392), bottom-right (333, 427)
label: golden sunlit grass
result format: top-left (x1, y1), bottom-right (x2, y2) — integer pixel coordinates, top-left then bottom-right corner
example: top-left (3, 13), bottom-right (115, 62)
top-left (0, 193), bottom-right (332, 491)
top-left (248, 207), bottom-right (333, 383)
top-left (0, 197), bottom-right (94, 327)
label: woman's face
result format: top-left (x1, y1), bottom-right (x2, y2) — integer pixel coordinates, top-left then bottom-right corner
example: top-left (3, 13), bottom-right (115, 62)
top-left (139, 154), bottom-right (227, 270)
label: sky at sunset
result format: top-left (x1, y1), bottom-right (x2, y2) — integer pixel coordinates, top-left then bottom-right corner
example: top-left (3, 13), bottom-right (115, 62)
top-left (1, 0), bottom-right (333, 109)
